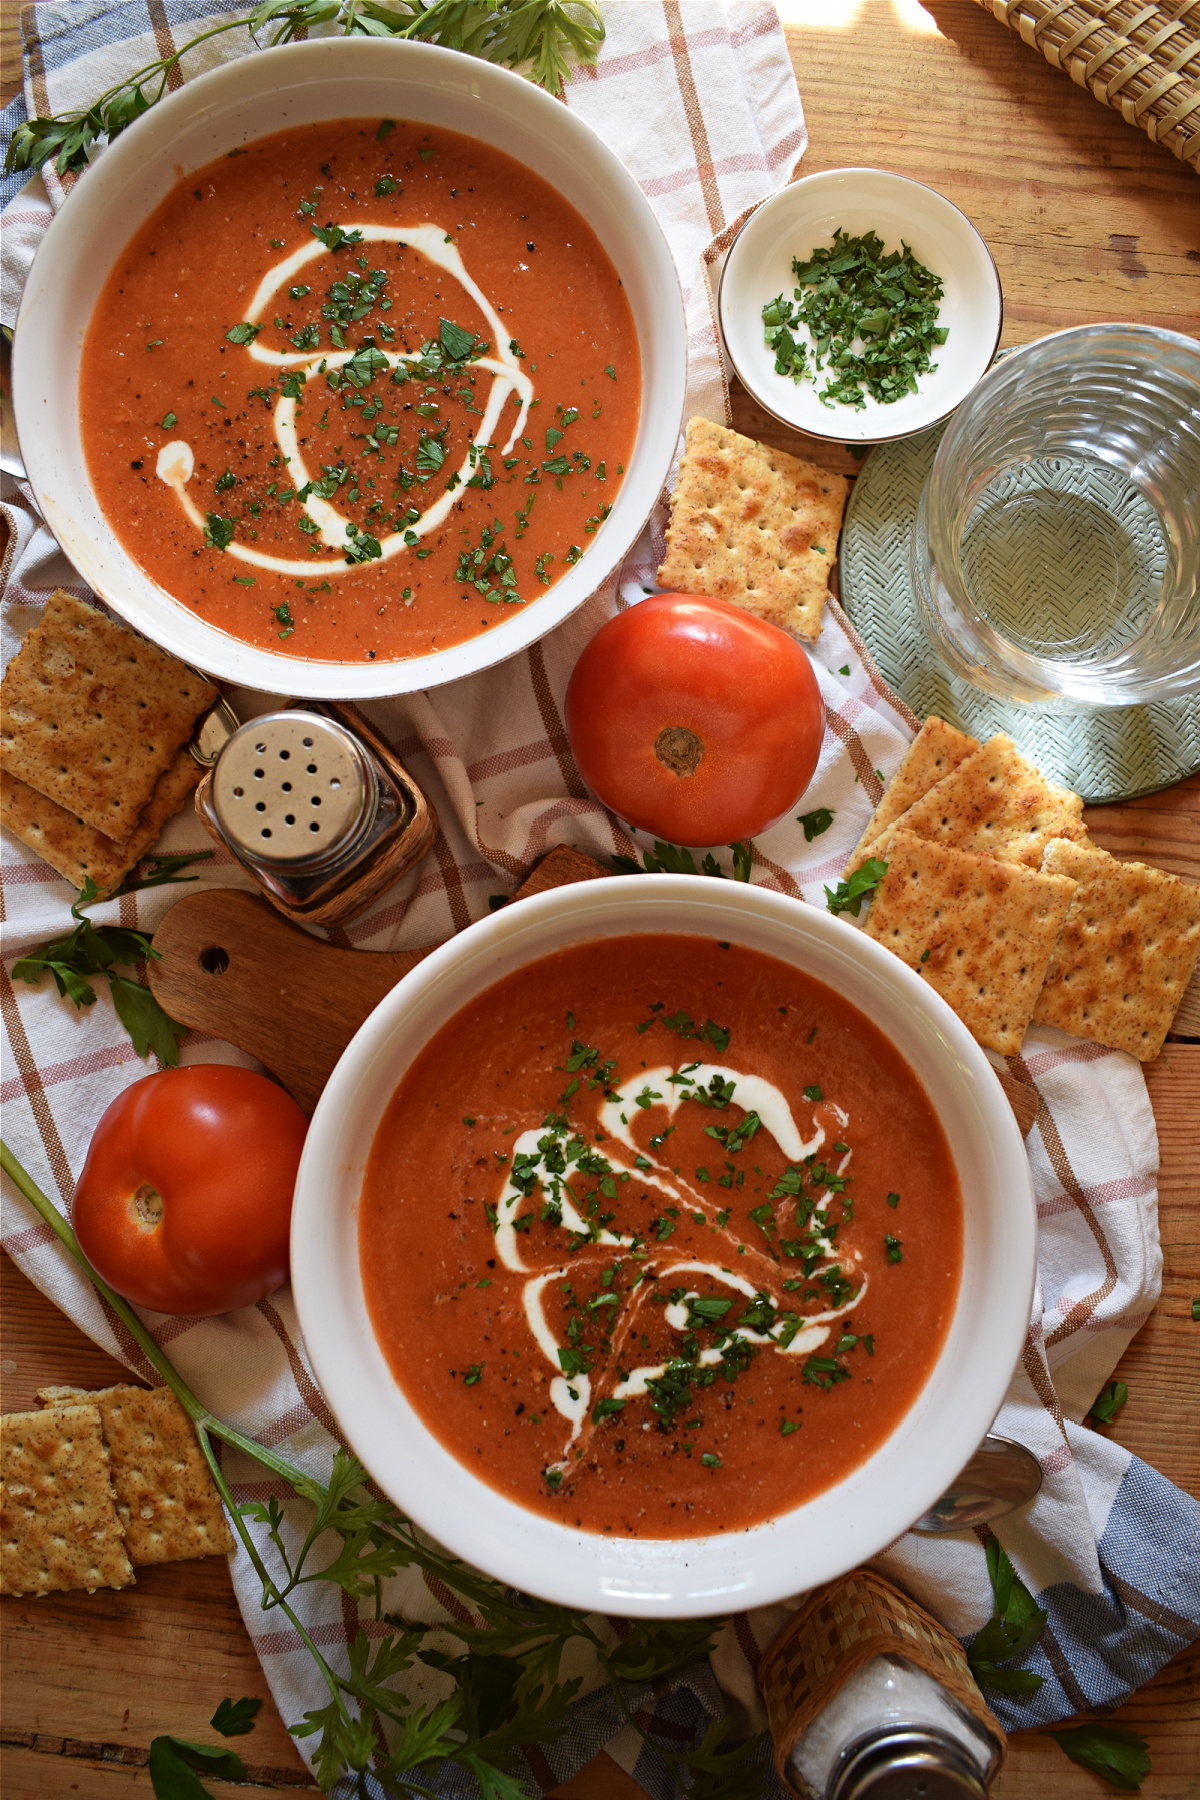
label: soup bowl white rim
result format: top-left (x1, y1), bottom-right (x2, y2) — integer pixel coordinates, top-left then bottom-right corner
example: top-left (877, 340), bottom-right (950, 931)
top-left (718, 167), bottom-right (1003, 445)
top-left (291, 877), bottom-right (1037, 1616)
top-left (12, 37), bottom-right (686, 698)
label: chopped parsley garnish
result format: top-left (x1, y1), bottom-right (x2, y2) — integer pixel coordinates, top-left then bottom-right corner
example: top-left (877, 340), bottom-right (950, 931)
top-left (203, 513), bottom-right (235, 550)
top-left (161, 410), bottom-right (177, 429)
top-left (311, 220), bottom-right (364, 253)
top-left (462, 1363), bottom-right (483, 1386)
top-left (762, 227), bottom-right (948, 409)
top-left (884, 1234), bottom-right (903, 1263)
top-left (225, 321), bottom-right (262, 345)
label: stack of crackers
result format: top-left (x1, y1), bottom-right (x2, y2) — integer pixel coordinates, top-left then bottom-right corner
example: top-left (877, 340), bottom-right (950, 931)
top-left (851, 720), bottom-right (1200, 1062)
top-left (0, 591), bottom-right (218, 897)
top-left (659, 418), bottom-right (849, 641)
top-left (0, 1383), bottom-right (234, 1597)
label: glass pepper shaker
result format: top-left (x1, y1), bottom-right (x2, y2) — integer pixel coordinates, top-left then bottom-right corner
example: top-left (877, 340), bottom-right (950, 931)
top-left (758, 1570), bottom-right (1005, 1800)
top-left (194, 701), bottom-right (437, 928)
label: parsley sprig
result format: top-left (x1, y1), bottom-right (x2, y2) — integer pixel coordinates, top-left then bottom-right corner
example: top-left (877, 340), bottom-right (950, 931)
top-left (762, 227), bottom-right (947, 410)
top-left (4, 0), bottom-right (605, 183)
top-left (966, 1537), bottom-right (1047, 1697)
top-left (10, 854), bottom-right (209, 1067)
top-left (824, 856), bottom-right (887, 918)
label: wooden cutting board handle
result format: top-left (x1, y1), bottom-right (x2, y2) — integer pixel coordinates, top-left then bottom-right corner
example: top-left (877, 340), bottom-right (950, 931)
top-left (147, 845), bottom-right (606, 1114)
top-left (148, 842), bottom-right (1038, 1137)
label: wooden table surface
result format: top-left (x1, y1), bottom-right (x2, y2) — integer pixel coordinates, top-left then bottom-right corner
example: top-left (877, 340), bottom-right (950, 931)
top-left (2, 3), bottom-right (1198, 1796)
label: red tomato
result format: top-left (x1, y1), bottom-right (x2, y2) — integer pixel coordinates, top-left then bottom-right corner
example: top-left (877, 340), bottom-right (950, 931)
top-left (565, 594), bottom-right (825, 845)
top-left (73, 1066), bottom-right (308, 1317)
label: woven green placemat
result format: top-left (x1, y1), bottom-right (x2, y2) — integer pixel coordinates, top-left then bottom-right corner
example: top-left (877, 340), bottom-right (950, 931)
top-left (838, 423), bottom-right (1200, 804)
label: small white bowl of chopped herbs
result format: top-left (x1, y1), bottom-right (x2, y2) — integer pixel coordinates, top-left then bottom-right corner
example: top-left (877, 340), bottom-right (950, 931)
top-left (718, 168), bottom-right (1003, 444)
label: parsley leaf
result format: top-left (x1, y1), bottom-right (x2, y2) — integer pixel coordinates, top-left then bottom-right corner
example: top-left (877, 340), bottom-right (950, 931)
top-left (1041, 1725), bottom-right (1151, 1791)
top-left (439, 316), bottom-right (484, 362)
top-left (797, 806), bottom-right (834, 841)
top-left (224, 321), bottom-right (262, 345)
top-left (204, 513), bottom-right (236, 551)
top-left (1089, 1379), bottom-right (1129, 1424)
top-left (109, 975), bottom-right (188, 1065)
top-left (148, 1733), bottom-right (245, 1798)
top-left (210, 1696), bottom-right (262, 1738)
top-left (825, 857), bottom-right (888, 917)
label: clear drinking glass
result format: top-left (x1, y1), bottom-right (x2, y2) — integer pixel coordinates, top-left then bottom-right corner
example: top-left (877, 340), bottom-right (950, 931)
top-left (911, 323), bottom-right (1200, 709)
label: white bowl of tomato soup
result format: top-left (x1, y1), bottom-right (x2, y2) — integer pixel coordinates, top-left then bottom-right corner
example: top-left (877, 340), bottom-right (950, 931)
top-left (12, 39), bottom-right (685, 696)
top-left (291, 877), bottom-right (1037, 1616)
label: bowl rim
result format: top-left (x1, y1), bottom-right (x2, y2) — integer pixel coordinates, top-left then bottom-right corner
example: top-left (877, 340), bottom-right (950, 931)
top-left (290, 875), bottom-right (1038, 1616)
top-left (11, 36), bottom-right (686, 698)
top-left (717, 165), bottom-right (1004, 446)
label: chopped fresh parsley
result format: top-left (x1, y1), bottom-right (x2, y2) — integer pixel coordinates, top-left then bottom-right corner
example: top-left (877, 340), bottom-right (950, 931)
top-left (762, 227), bottom-right (948, 409)
top-left (311, 220), bottom-right (364, 252)
top-left (884, 1234), bottom-right (903, 1263)
top-left (224, 321), bottom-right (262, 345)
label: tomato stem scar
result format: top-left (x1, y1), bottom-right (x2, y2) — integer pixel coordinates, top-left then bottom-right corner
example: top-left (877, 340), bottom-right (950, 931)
top-left (134, 1182), bottom-right (164, 1227)
top-left (654, 725), bottom-right (704, 778)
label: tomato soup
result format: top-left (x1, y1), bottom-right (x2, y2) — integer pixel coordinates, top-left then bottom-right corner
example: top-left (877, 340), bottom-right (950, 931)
top-left (79, 119), bottom-right (640, 663)
top-left (360, 936), bottom-right (962, 1538)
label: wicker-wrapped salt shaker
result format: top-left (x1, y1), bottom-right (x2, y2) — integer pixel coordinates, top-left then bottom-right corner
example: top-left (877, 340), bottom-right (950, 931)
top-left (758, 1569), bottom-right (1006, 1800)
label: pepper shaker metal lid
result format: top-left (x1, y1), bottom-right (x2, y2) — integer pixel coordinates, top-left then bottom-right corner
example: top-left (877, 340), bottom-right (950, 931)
top-left (830, 1731), bottom-right (989, 1800)
top-left (211, 711), bottom-right (379, 870)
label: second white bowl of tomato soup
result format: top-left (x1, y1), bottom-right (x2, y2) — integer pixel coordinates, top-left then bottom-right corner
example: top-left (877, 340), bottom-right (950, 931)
top-left (12, 38), bottom-right (684, 697)
top-left (292, 878), bottom-right (1036, 1615)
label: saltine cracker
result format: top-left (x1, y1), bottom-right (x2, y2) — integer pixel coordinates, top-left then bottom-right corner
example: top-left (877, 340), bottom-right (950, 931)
top-left (845, 717), bottom-right (980, 876)
top-left (657, 418), bottom-right (848, 641)
top-left (1, 1403), bottom-right (135, 1596)
top-left (1, 750), bottom-right (202, 896)
top-left (39, 1384), bottom-right (234, 1565)
top-left (863, 734), bottom-right (1088, 871)
top-left (0, 590), bottom-right (216, 841)
top-left (1033, 841), bottom-right (1200, 1062)
top-left (864, 829), bottom-right (1078, 1056)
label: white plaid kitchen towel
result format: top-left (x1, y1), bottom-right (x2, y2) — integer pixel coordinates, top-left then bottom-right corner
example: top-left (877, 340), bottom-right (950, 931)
top-left (2, 6), bottom-right (1197, 1794)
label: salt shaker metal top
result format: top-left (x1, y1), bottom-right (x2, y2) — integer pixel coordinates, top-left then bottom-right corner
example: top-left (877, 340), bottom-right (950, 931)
top-left (195, 701), bottom-right (437, 928)
top-left (758, 1570), bottom-right (1005, 1800)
